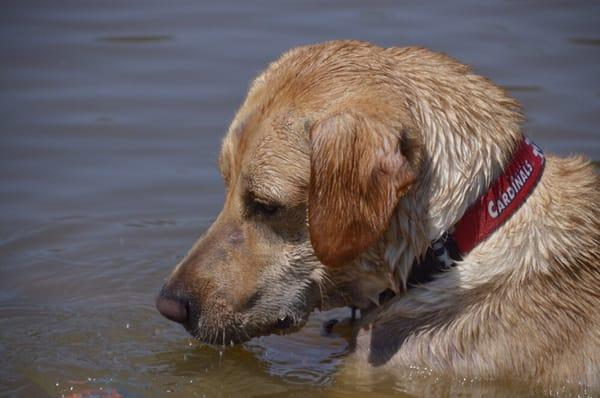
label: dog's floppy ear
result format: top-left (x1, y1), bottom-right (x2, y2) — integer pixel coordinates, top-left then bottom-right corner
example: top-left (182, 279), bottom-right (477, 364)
top-left (309, 112), bottom-right (416, 267)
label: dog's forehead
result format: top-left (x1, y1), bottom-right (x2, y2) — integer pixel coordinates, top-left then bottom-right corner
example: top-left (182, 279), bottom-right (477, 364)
top-left (222, 110), bottom-right (310, 204)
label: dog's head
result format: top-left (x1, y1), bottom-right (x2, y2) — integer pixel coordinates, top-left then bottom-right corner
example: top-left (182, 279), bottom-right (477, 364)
top-left (156, 41), bottom-right (420, 344)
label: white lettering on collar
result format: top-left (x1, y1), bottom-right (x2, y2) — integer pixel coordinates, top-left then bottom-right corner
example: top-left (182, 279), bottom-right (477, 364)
top-left (487, 160), bottom-right (534, 219)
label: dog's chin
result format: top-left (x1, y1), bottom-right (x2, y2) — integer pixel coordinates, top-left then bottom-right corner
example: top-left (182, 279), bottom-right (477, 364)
top-left (185, 311), bottom-right (312, 346)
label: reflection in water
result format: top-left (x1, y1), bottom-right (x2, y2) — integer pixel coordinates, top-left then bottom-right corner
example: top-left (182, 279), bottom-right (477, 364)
top-left (0, 0), bottom-right (598, 396)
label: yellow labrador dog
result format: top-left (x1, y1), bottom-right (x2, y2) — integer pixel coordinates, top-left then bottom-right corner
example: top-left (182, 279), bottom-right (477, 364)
top-left (157, 41), bottom-right (600, 390)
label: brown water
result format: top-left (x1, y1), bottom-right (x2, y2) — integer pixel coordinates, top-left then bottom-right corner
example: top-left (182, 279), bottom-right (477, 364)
top-left (1, 1), bottom-right (599, 397)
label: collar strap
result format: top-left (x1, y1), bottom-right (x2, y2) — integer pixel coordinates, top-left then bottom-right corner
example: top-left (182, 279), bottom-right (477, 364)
top-left (452, 136), bottom-right (545, 254)
top-left (407, 136), bottom-right (545, 288)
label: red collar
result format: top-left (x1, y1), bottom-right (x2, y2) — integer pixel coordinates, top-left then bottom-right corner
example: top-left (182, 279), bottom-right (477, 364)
top-left (452, 137), bottom-right (545, 254)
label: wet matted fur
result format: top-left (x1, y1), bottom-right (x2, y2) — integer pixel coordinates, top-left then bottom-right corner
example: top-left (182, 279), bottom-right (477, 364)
top-left (158, 40), bottom-right (600, 391)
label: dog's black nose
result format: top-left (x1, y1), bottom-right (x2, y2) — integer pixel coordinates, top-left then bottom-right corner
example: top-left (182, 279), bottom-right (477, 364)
top-left (156, 293), bottom-right (189, 324)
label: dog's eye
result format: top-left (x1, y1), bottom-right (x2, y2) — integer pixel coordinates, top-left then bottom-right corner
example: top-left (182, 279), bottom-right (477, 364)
top-left (254, 200), bottom-right (280, 216)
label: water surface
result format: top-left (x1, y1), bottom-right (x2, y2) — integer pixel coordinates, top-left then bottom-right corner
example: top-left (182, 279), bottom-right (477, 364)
top-left (1, 0), bottom-right (599, 397)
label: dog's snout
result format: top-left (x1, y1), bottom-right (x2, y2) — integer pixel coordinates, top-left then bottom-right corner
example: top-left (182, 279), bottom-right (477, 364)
top-left (156, 291), bottom-right (190, 324)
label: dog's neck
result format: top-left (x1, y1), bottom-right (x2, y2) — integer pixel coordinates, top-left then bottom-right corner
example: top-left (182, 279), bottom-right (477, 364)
top-left (355, 80), bottom-right (526, 302)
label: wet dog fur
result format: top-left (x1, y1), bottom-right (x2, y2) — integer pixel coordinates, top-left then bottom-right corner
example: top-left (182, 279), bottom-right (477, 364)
top-left (158, 40), bottom-right (600, 390)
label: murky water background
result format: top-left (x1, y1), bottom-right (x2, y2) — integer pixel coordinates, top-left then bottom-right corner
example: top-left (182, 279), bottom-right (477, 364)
top-left (1, 0), bottom-right (598, 397)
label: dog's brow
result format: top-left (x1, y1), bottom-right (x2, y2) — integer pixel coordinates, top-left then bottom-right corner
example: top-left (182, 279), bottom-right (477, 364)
top-left (243, 170), bottom-right (287, 205)
top-left (220, 115), bottom-right (254, 183)
top-left (218, 134), bottom-right (237, 185)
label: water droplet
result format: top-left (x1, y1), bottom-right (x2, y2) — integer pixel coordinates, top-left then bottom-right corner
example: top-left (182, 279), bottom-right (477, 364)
top-left (55, 382), bottom-right (60, 387)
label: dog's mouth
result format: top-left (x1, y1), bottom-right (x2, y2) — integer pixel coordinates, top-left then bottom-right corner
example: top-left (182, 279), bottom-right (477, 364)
top-left (270, 315), bottom-right (308, 336)
top-left (174, 278), bottom-right (328, 346)
top-left (275, 315), bottom-right (295, 330)
top-left (184, 311), bottom-right (311, 346)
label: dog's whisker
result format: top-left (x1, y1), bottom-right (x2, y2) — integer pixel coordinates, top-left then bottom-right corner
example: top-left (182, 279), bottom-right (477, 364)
top-left (233, 324), bottom-right (247, 345)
